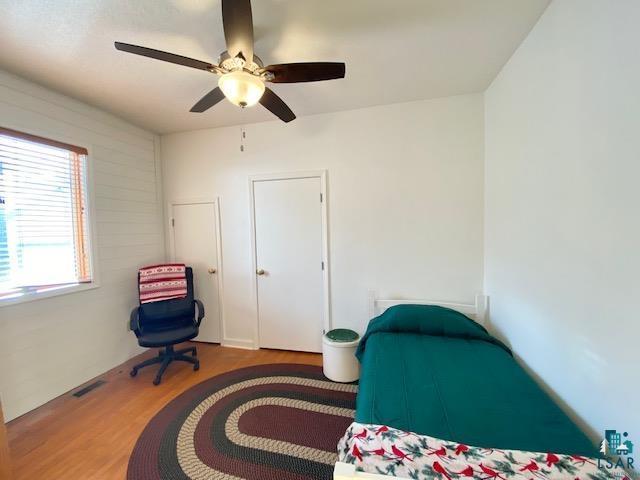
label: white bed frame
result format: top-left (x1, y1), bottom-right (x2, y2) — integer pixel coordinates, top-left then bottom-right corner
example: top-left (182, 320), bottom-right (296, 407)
top-left (335, 462), bottom-right (398, 480)
top-left (372, 293), bottom-right (488, 326)
top-left (333, 294), bottom-right (489, 480)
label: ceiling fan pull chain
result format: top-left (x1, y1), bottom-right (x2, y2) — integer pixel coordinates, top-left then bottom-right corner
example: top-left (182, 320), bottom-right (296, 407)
top-left (239, 104), bottom-right (247, 152)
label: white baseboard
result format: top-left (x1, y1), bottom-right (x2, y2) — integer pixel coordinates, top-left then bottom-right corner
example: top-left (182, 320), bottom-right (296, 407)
top-left (221, 337), bottom-right (257, 350)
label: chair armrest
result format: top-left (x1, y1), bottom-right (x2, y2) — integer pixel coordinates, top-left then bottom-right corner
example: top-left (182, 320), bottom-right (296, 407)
top-left (130, 306), bottom-right (141, 335)
top-left (194, 299), bottom-right (205, 327)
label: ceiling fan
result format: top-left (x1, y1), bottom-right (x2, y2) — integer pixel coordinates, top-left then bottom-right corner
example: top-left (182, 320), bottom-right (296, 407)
top-left (114, 0), bottom-right (346, 123)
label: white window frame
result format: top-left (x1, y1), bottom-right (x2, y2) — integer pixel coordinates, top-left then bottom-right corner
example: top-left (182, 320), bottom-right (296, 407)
top-left (0, 126), bottom-right (100, 307)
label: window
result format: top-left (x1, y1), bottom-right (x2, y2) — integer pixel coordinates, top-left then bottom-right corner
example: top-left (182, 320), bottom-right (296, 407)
top-left (0, 127), bottom-right (93, 302)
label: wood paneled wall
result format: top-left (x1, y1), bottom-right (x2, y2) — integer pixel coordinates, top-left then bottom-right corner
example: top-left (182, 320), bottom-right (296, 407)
top-left (0, 68), bottom-right (166, 422)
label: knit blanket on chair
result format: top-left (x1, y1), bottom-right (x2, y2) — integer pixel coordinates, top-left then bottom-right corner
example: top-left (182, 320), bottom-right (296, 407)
top-left (138, 263), bottom-right (187, 304)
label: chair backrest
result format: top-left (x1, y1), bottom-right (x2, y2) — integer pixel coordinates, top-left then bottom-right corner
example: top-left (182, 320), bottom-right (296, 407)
top-left (137, 267), bottom-right (195, 330)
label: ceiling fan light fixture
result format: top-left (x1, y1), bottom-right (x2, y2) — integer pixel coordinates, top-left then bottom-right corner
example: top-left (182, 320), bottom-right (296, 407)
top-left (218, 70), bottom-right (265, 108)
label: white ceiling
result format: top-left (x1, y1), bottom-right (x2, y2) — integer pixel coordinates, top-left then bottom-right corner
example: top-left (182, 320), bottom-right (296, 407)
top-left (0, 0), bottom-right (550, 133)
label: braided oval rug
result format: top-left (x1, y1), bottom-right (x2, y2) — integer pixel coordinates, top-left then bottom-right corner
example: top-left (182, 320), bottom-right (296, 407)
top-left (127, 363), bottom-right (358, 480)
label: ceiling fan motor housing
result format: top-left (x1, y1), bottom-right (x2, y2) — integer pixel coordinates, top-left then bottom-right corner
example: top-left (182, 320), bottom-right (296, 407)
top-left (218, 51), bottom-right (275, 81)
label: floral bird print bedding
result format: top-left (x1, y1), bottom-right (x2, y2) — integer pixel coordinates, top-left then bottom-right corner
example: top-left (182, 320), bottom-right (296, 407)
top-left (338, 422), bottom-right (623, 480)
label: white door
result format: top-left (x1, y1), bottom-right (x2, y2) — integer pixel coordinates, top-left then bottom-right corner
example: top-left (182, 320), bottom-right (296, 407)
top-left (253, 176), bottom-right (325, 352)
top-left (172, 202), bottom-right (221, 343)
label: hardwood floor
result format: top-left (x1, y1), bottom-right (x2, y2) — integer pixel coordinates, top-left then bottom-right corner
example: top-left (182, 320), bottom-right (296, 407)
top-left (6, 343), bottom-right (322, 480)
top-left (1, 401), bottom-right (12, 480)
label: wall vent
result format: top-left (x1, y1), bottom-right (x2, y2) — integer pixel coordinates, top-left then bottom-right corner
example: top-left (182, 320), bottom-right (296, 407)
top-left (72, 380), bottom-right (106, 397)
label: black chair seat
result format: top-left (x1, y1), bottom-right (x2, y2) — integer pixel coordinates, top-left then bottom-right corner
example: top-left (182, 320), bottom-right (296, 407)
top-left (137, 322), bottom-right (198, 348)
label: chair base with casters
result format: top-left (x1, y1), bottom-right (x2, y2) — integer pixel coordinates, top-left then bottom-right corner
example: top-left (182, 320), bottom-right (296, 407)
top-left (130, 266), bottom-right (205, 385)
top-left (130, 344), bottom-right (200, 385)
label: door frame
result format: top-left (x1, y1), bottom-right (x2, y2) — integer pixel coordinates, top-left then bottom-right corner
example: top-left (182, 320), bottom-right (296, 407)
top-left (248, 170), bottom-right (331, 349)
top-left (167, 197), bottom-right (225, 343)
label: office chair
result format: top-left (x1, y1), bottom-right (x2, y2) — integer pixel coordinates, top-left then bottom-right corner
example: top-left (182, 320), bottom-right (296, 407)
top-left (129, 267), bottom-right (204, 385)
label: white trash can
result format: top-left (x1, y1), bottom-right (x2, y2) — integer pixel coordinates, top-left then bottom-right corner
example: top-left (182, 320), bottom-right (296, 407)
top-left (322, 329), bottom-right (360, 383)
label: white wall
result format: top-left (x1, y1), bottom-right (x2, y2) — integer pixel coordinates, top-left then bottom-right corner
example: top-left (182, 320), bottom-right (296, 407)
top-left (162, 94), bottom-right (484, 348)
top-left (0, 69), bottom-right (165, 421)
top-left (485, 0), bottom-right (639, 441)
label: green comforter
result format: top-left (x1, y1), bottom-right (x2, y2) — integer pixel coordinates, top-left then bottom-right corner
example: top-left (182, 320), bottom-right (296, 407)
top-left (355, 305), bottom-right (597, 457)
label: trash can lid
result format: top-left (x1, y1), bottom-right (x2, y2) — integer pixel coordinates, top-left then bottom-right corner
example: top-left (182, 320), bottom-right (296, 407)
top-left (325, 328), bottom-right (359, 342)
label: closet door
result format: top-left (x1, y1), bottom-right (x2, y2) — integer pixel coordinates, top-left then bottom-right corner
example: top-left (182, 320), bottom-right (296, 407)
top-left (252, 175), bottom-right (326, 353)
top-left (171, 202), bottom-right (221, 343)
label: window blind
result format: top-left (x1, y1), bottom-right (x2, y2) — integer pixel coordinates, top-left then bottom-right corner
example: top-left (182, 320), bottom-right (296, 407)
top-left (0, 127), bottom-right (91, 300)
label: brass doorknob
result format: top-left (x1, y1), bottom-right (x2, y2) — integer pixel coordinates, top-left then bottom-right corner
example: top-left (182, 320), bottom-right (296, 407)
top-left (256, 269), bottom-right (265, 275)
top-left (208, 268), bottom-right (216, 274)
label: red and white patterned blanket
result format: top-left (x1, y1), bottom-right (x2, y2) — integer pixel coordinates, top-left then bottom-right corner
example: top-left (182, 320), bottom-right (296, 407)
top-left (138, 264), bottom-right (187, 304)
top-left (338, 422), bottom-right (623, 480)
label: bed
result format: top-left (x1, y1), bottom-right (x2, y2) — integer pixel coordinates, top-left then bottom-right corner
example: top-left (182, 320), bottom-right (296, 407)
top-left (334, 295), bottom-right (599, 479)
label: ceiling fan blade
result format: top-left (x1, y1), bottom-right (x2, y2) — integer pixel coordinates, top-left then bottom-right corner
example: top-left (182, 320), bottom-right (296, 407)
top-left (263, 62), bottom-right (346, 83)
top-left (259, 88), bottom-right (296, 123)
top-left (114, 42), bottom-right (215, 71)
top-left (221, 0), bottom-right (254, 62)
top-left (190, 87), bottom-right (226, 113)
top-left (114, 42), bottom-right (216, 71)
